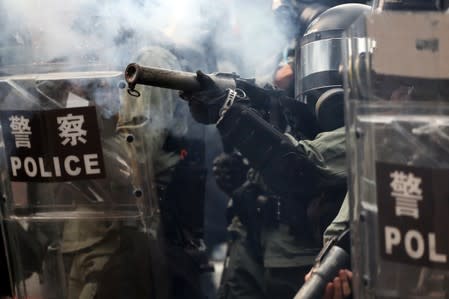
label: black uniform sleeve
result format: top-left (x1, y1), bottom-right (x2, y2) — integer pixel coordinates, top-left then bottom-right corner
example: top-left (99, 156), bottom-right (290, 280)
top-left (216, 102), bottom-right (341, 197)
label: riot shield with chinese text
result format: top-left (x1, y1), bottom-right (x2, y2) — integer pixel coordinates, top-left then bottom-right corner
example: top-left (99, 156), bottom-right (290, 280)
top-left (344, 11), bottom-right (449, 299)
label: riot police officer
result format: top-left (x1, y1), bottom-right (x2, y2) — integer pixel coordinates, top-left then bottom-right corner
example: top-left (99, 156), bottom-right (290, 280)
top-left (179, 10), bottom-right (368, 299)
top-left (209, 91), bottom-right (347, 299)
top-left (301, 2), bottom-right (449, 298)
top-left (292, 3), bottom-right (371, 299)
top-left (180, 3), bottom-right (370, 299)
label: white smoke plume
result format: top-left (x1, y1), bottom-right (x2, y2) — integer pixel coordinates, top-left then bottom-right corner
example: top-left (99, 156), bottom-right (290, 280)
top-left (1, 0), bottom-right (288, 79)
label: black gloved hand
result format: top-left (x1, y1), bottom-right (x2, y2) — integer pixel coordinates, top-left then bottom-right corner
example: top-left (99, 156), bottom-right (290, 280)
top-left (213, 152), bottom-right (250, 196)
top-left (180, 70), bottom-right (228, 124)
top-left (231, 181), bottom-right (262, 233)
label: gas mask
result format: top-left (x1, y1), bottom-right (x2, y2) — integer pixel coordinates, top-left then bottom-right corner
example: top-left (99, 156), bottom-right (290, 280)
top-left (296, 3), bottom-right (371, 132)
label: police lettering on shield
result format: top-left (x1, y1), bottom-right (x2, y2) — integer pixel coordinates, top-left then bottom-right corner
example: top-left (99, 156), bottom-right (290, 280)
top-left (9, 115), bottom-right (32, 149)
top-left (390, 170), bottom-right (423, 219)
top-left (0, 107), bottom-right (106, 182)
top-left (377, 162), bottom-right (449, 269)
top-left (57, 113), bottom-right (87, 146)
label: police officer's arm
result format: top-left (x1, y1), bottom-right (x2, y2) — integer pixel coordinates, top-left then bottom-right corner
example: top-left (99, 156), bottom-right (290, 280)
top-left (216, 99), bottom-right (346, 196)
top-left (303, 199), bottom-right (351, 295)
top-left (322, 196), bottom-right (352, 299)
top-left (323, 195), bottom-right (349, 244)
top-left (175, 70), bottom-right (347, 196)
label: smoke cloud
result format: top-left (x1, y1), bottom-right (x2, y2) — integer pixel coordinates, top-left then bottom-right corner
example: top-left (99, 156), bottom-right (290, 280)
top-left (1, 0), bottom-right (288, 79)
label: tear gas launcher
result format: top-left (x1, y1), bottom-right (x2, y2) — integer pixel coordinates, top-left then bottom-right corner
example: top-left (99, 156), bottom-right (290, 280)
top-left (125, 63), bottom-right (238, 95)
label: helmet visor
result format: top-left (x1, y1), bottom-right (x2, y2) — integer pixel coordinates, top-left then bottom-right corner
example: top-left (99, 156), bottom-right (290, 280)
top-left (297, 37), bottom-right (368, 97)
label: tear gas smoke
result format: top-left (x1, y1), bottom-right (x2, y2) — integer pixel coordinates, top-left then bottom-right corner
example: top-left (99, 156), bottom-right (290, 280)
top-left (1, 0), bottom-right (288, 79)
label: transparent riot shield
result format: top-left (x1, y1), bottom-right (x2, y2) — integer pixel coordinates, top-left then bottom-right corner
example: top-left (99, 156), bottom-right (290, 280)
top-left (0, 65), bottom-right (172, 298)
top-left (344, 11), bottom-right (449, 299)
top-left (0, 3), bottom-right (190, 296)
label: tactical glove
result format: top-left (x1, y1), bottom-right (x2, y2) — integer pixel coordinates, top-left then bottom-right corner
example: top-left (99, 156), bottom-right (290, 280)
top-left (180, 71), bottom-right (228, 124)
top-left (212, 152), bottom-right (250, 196)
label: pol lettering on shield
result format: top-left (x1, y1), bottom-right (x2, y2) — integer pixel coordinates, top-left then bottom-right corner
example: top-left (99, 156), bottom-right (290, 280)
top-left (384, 168), bottom-right (447, 265)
